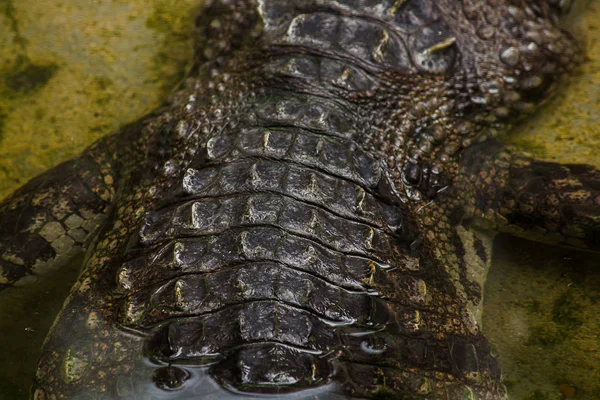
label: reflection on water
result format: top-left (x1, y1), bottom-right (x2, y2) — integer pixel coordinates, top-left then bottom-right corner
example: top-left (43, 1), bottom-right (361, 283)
top-left (49, 354), bottom-right (346, 400)
top-left (111, 358), bottom-right (345, 400)
top-left (0, 0), bottom-right (598, 399)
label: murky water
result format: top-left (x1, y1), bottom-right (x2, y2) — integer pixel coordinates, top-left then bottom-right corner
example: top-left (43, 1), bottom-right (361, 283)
top-left (0, 1), bottom-right (599, 399)
top-left (484, 236), bottom-right (600, 400)
top-left (483, 3), bottom-right (600, 399)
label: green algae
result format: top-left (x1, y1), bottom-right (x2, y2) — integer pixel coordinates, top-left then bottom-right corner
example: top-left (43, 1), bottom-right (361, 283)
top-left (372, 388), bottom-right (406, 400)
top-left (0, 111), bottom-right (6, 140)
top-left (0, 0), bottom-right (198, 200)
top-left (145, 0), bottom-right (196, 99)
top-left (0, 1), bottom-right (59, 97)
top-left (526, 323), bottom-right (567, 348)
top-left (551, 291), bottom-right (585, 330)
top-left (5, 62), bottom-right (59, 95)
top-left (0, 255), bottom-right (83, 398)
top-left (524, 390), bottom-right (550, 400)
top-left (521, 288), bottom-right (586, 349)
top-left (1, 0), bottom-right (27, 50)
top-left (484, 235), bottom-right (600, 400)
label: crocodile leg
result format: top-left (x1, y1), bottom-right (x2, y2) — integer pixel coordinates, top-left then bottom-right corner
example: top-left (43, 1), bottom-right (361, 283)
top-left (458, 142), bottom-right (600, 251)
top-left (0, 138), bottom-right (118, 290)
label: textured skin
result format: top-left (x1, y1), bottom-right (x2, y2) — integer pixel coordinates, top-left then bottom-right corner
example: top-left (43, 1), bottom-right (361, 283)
top-left (0, 0), bottom-right (596, 399)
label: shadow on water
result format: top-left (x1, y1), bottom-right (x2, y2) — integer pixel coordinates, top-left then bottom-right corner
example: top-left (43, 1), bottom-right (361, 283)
top-left (484, 236), bottom-right (600, 400)
top-left (0, 255), bottom-right (82, 398)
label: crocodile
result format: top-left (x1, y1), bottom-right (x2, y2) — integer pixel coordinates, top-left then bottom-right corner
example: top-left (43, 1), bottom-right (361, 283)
top-left (0, 0), bottom-right (597, 398)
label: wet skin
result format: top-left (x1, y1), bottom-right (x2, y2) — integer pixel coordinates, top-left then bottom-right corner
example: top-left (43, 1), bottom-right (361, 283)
top-left (0, 0), bottom-right (598, 399)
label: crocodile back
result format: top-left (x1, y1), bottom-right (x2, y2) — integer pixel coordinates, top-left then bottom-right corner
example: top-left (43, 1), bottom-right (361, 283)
top-left (30, 0), bottom-right (583, 398)
top-left (110, 90), bottom-right (502, 398)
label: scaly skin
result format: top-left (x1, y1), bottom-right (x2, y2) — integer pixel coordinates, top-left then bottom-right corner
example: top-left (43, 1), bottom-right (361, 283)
top-left (0, 0), bottom-right (596, 399)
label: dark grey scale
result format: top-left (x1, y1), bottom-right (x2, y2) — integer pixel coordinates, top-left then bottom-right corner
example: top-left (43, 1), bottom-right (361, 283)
top-left (402, 161), bottom-right (422, 186)
top-left (291, 130), bottom-right (381, 188)
top-left (339, 332), bottom-right (435, 369)
top-left (185, 159), bottom-right (394, 227)
top-left (374, 29), bottom-right (414, 71)
top-left (138, 207), bottom-right (173, 246)
top-left (204, 133), bottom-right (236, 161)
top-left (181, 164), bottom-right (220, 194)
top-left (408, 22), bottom-right (457, 74)
top-left (122, 263), bottom-right (385, 328)
top-left (337, 17), bottom-right (386, 61)
top-left (281, 165), bottom-right (401, 229)
top-left (278, 11), bottom-right (414, 72)
top-left (186, 127), bottom-right (388, 207)
top-left (254, 95), bottom-right (354, 139)
top-left (291, 134), bottom-right (360, 184)
top-left (258, 0), bottom-right (396, 34)
top-left (118, 226), bottom-right (407, 298)
top-left (322, 0), bottom-right (397, 19)
top-left (144, 302), bottom-right (343, 364)
top-left (254, 97), bottom-right (303, 127)
top-left (318, 58), bottom-right (379, 93)
top-left (338, 17), bottom-right (413, 71)
top-left (124, 12), bottom-right (419, 392)
top-left (233, 127), bottom-right (383, 189)
top-left (254, 0), bottom-right (295, 32)
top-left (450, 339), bottom-right (480, 378)
top-left (292, 134), bottom-right (348, 172)
top-left (392, 0), bottom-right (436, 32)
top-left (338, 334), bottom-right (495, 386)
top-left (235, 127), bottom-right (295, 158)
top-left (218, 160), bottom-right (289, 193)
top-left (305, 103), bottom-right (353, 135)
top-left (241, 228), bottom-right (388, 288)
top-left (139, 193), bottom-right (397, 261)
top-left (204, 298), bottom-right (408, 393)
top-left (212, 342), bottom-right (332, 392)
top-left (339, 333), bottom-right (492, 388)
top-left (282, 56), bottom-right (321, 80)
top-left (284, 12), bottom-right (343, 48)
top-left (264, 55), bottom-right (321, 81)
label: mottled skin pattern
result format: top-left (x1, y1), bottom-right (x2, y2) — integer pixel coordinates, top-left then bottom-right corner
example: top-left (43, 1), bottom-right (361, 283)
top-left (0, 0), bottom-right (596, 399)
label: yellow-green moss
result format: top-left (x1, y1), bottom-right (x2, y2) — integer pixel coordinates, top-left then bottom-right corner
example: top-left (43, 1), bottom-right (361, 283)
top-left (0, 0), bottom-right (198, 200)
top-left (504, 2), bottom-right (600, 167)
top-left (4, 61), bottom-right (59, 95)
